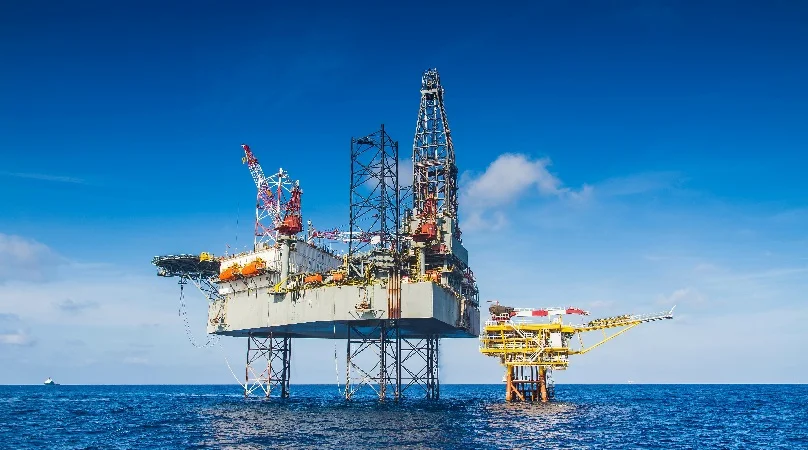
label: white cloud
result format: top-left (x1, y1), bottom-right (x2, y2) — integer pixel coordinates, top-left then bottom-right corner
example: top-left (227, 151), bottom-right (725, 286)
top-left (0, 171), bottom-right (85, 184)
top-left (462, 154), bottom-right (556, 208)
top-left (0, 246), bottom-right (242, 383)
top-left (722, 267), bottom-right (808, 281)
top-left (656, 287), bottom-right (707, 306)
top-left (123, 357), bottom-right (149, 365)
top-left (0, 273), bottom-right (180, 327)
top-left (459, 153), bottom-right (591, 231)
top-left (55, 298), bottom-right (100, 314)
top-left (595, 171), bottom-right (682, 197)
top-left (694, 263), bottom-right (719, 272)
top-left (463, 210), bottom-right (507, 232)
top-left (398, 158), bottom-right (413, 188)
top-left (0, 313), bottom-right (35, 347)
top-left (586, 300), bottom-right (615, 309)
top-left (0, 331), bottom-right (34, 346)
top-left (0, 233), bottom-right (66, 283)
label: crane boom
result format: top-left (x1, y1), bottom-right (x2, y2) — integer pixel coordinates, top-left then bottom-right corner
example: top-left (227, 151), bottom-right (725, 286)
top-left (241, 144), bottom-right (270, 202)
top-left (240, 144), bottom-right (300, 248)
top-left (576, 306), bottom-right (675, 332)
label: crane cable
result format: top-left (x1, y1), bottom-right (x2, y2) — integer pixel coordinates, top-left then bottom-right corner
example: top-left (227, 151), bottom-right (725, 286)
top-left (333, 313), bottom-right (344, 397)
top-left (219, 337), bottom-right (248, 391)
top-left (178, 280), bottom-right (217, 348)
top-left (177, 279), bottom-right (246, 389)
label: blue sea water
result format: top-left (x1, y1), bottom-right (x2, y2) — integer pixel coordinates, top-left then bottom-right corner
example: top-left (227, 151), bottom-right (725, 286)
top-left (1, 384), bottom-right (806, 449)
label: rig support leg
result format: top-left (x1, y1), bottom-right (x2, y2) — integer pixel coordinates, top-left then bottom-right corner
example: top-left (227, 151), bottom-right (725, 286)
top-left (425, 336), bottom-right (439, 399)
top-left (504, 366), bottom-right (525, 402)
top-left (505, 367), bottom-right (513, 402)
top-left (539, 366), bottom-right (548, 403)
top-left (345, 323), bottom-right (440, 401)
top-left (345, 321), bottom-right (399, 401)
top-left (244, 333), bottom-right (291, 398)
top-left (504, 365), bottom-right (550, 403)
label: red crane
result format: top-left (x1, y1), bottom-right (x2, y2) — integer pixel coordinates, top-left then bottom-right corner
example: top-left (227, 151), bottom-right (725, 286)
top-left (241, 144), bottom-right (303, 247)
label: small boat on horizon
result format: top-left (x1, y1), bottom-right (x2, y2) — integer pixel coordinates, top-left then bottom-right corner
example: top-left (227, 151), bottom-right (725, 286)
top-left (44, 377), bottom-right (58, 386)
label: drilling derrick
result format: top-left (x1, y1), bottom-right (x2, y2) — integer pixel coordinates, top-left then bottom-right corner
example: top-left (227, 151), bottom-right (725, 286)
top-left (412, 68), bottom-right (459, 234)
top-left (405, 68), bottom-right (479, 330)
top-left (479, 303), bottom-right (675, 402)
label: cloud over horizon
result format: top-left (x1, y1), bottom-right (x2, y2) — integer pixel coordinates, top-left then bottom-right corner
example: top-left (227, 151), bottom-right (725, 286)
top-left (55, 298), bottom-right (101, 314)
top-left (0, 313), bottom-right (36, 347)
top-left (459, 153), bottom-right (592, 231)
top-left (0, 233), bottom-right (67, 284)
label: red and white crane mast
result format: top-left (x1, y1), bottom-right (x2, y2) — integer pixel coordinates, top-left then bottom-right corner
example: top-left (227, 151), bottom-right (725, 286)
top-left (241, 144), bottom-right (301, 250)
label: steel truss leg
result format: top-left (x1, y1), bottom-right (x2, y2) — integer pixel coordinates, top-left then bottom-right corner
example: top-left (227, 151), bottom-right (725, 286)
top-left (345, 321), bottom-right (440, 401)
top-left (345, 321), bottom-right (399, 400)
top-left (245, 333), bottom-right (291, 398)
top-left (400, 334), bottom-right (439, 399)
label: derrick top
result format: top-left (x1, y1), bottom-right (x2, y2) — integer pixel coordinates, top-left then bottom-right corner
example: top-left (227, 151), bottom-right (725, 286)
top-left (420, 68), bottom-right (444, 97)
top-left (412, 68), bottom-right (460, 235)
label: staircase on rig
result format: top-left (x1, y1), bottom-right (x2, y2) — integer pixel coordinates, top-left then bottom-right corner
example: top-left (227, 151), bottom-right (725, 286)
top-left (479, 302), bottom-right (675, 402)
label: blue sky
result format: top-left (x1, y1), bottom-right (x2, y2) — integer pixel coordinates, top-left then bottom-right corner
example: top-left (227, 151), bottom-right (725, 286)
top-left (1, 1), bottom-right (807, 384)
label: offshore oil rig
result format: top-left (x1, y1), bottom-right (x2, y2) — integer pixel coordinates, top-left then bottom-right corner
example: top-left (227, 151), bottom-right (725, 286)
top-left (153, 68), bottom-right (479, 400)
top-left (152, 68), bottom-right (674, 402)
top-left (479, 302), bottom-right (674, 402)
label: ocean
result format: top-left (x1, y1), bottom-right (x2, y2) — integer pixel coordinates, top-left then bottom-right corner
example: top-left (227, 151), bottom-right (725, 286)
top-left (1, 384), bottom-right (806, 449)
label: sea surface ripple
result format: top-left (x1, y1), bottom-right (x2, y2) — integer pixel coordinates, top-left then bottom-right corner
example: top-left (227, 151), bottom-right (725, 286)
top-left (1, 384), bottom-right (806, 449)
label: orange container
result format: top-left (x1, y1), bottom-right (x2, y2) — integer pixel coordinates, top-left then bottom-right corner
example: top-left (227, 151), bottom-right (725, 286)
top-left (219, 266), bottom-right (239, 281)
top-left (241, 259), bottom-right (265, 277)
top-left (304, 273), bottom-right (323, 284)
top-left (412, 222), bottom-right (438, 242)
top-left (421, 222), bottom-right (437, 238)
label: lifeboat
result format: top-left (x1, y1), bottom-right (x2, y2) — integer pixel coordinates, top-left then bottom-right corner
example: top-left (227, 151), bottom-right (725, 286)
top-left (331, 272), bottom-right (345, 283)
top-left (219, 264), bottom-right (241, 281)
top-left (241, 258), bottom-right (266, 277)
top-left (304, 273), bottom-right (323, 284)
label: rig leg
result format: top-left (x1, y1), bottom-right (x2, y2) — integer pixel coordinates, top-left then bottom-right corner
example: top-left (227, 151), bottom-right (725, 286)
top-left (505, 367), bottom-right (513, 402)
top-left (504, 365), bottom-right (551, 402)
top-left (400, 334), bottom-right (440, 399)
top-left (345, 321), bottom-right (399, 400)
top-left (426, 336), bottom-right (439, 399)
top-left (244, 333), bottom-right (291, 398)
top-left (539, 366), bottom-right (548, 403)
top-left (504, 366), bottom-right (525, 402)
top-left (345, 323), bottom-right (440, 400)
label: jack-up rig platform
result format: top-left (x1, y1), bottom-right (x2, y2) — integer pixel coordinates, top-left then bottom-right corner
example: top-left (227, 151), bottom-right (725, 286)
top-left (153, 69), bottom-right (479, 400)
top-left (152, 68), bottom-right (674, 403)
top-left (479, 302), bottom-right (675, 402)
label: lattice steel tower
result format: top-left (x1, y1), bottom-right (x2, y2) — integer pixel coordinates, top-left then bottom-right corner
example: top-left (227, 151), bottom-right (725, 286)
top-left (348, 125), bottom-right (401, 259)
top-left (412, 68), bottom-right (460, 237)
